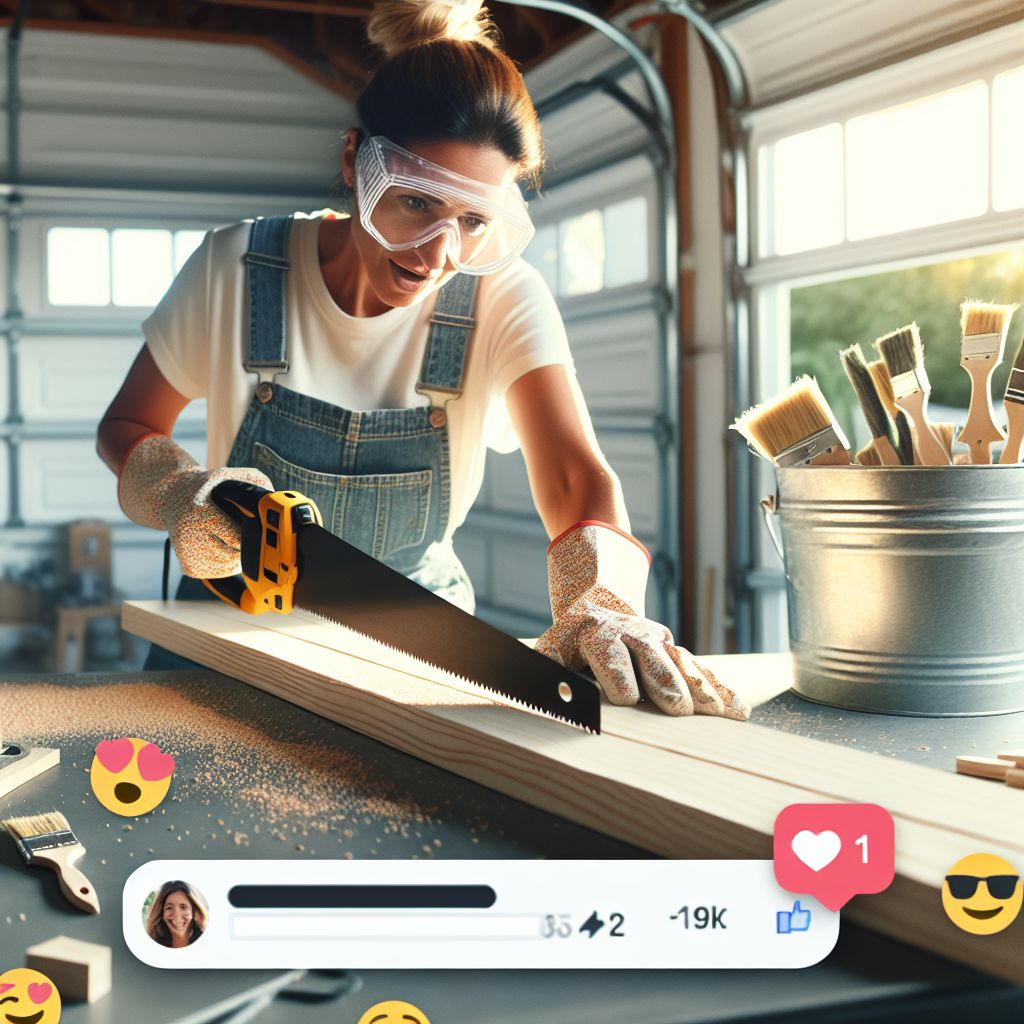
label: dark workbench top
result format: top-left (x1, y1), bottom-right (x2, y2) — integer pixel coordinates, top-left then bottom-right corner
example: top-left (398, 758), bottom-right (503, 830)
top-left (1, 668), bottom-right (1021, 1024)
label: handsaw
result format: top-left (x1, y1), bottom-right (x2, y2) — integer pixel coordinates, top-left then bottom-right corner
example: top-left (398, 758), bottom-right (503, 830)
top-left (201, 480), bottom-right (600, 732)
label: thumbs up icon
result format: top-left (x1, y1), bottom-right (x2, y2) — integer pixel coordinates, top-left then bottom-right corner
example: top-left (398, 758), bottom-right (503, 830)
top-left (776, 901), bottom-right (812, 934)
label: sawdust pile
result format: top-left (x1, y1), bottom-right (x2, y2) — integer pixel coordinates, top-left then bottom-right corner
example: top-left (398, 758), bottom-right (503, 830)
top-left (0, 675), bottom-right (447, 845)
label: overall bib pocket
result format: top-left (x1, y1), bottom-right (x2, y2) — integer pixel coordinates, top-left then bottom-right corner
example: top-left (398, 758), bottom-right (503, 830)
top-left (252, 442), bottom-right (432, 562)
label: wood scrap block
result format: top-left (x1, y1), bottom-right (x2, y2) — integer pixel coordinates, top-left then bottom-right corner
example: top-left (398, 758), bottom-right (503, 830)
top-left (0, 747), bottom-right (60, 799)
top-left (26, 935), bottom-right (111, 1003)
top-left (996, 749), bottom-right (1024, 767)
top-left (1007, 768), bottom-right (1024, 789)
top-left (956, 755), bottom-right (1011, 780)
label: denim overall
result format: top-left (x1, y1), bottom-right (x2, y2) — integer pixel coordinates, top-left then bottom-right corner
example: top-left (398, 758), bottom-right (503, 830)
top-left (144, 215), bottom-right (478, 669)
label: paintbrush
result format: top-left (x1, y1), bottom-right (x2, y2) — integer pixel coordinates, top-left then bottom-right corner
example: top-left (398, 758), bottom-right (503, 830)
top-left (867, 359), bottom-right (915, 465)
top-left (2, 811), bottom-right (101, 914)
top-left (841, 344), bottom-right (899, 465)
top-left (732, 376), bottom-right (851, 467)
top-left (933, 422), bottom-right (959, 461)
top-left (959, 301), bottom-right (1017, 464)
top-left (1000, 331), bottom-right (1024, 464)
top-left (875, 324), bottom-right (951, 466)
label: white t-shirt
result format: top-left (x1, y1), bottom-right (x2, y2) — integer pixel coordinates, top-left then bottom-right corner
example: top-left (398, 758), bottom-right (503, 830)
top-left (143, 211), bottom-right (574, 540)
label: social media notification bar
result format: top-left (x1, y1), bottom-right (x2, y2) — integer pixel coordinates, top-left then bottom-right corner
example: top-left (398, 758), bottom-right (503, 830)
top-left (124, 860), bottom-right (839, 969)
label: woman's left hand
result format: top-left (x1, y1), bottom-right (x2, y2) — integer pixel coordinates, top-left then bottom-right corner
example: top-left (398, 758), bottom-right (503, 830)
top-left (535, 521), bottom-right (751, 720)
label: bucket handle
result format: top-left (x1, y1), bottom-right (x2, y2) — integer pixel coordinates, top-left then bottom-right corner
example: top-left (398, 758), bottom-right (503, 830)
top-left (760, 494), bottom-right (784, 562)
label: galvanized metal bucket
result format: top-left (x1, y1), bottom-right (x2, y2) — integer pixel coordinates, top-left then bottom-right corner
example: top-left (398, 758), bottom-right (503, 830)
top-left (761, 465), bottom-right (1024, 716)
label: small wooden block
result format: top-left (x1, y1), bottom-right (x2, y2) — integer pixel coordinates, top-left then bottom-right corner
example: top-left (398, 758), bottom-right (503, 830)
top-left (0, 747), bottom-right (60, 799)
top-left (996, 750), bottom-right (1024, 767)
top-left (1006, 768), bottom-right (1024, 790)
top-left (955, 755), bottom-right (1010, 781)
top-left (25, 935), bottom-right (112, 1004)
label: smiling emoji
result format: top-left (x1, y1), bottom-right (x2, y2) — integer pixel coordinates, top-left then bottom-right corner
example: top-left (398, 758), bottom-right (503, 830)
top-left (942, 852), bottom-right (1023, 935)
top-left (357, 1001), bottom-right (431, 1024)
top-left (0, 968), bottom-right (61, 1024)
top-left (90, 737), bottom-right (176, 817)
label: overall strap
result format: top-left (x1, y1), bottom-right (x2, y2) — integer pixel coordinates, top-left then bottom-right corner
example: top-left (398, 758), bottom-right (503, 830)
top-left (416, 273), bottom-right (479, 407)
top-left (243, 216), bottom-right (292, 381)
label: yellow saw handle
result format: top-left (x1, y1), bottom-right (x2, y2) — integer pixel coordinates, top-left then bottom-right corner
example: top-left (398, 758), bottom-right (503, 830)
top-left (202, 480), bottom-right (323, 614)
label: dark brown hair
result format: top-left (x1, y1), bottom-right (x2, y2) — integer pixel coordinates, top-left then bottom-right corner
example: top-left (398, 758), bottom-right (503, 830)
top-left (358, 1), bottom-right (543, 187)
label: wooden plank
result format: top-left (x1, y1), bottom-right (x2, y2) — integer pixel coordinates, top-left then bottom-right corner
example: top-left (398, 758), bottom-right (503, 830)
top-left (0, 747), bottom-right (60, 800)
top-left (123, 600), bottom-right (1024, 982)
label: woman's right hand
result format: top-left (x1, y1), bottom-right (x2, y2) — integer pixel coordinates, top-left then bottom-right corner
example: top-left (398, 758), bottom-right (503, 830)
top-left (118, 434), bottom-right (272, 579)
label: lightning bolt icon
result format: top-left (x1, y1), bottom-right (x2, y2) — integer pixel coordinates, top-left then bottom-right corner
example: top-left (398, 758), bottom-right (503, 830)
top-left (579, 911), bottom-right (605, 938)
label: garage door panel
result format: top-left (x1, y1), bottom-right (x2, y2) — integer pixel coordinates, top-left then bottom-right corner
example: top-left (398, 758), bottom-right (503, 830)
top-left (19, 336), bottom-right (143, 421)
top-left (491, 534), bottom-right (549, 615)
top-left (567, 309), bottom-right (660, 412)
top-left (488, 451), bottom-right (535, 517)
top-left (453, 530), bottom-right (491, 604)
top-left (600, 434), bottom-right (660, 538)
top-left (19, 440), bottom-right (120, 523)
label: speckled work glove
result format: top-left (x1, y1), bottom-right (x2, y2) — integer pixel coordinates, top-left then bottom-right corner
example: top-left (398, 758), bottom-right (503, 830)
top-left (535, 521), bottom-right (750, 720)
top-left (117, 434), bottom-right (272, 579)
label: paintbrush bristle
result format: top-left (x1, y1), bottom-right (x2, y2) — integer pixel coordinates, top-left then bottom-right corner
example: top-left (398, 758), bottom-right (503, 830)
top-left (732, 376), bottom-right (838, 461)
top-left (876, 323), bottom-right (924, 377)
top-left (856, 443), bottom-right (882, 466)
top-left (841, 343), bottom-right (891, 442)
top-left (960, 300), bottom-right (1018, 339)
top-left (868, 360), bottom-right (899, 419)
top-left (2, 811), bottom-right (72, 841)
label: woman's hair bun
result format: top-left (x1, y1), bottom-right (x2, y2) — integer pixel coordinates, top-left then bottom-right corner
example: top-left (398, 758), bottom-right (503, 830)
top-left (367, 0), bottom-right (497, 57)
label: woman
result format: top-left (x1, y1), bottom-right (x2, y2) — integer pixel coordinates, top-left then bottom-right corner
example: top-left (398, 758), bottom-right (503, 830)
top-left (145, 880), bottom-right (207, 948)
top-left (97, 0), bottom-right (748, 721)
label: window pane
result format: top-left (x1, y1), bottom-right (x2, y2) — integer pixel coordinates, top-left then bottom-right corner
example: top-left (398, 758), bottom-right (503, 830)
top-left (771, 123), bottom-right (844, 255)
top-left (47, 227), bottom-right (110, 306)
top-left (789, 247), bottom-right (1024, 451)
top-left (846, 83), bottom-right (988, 240)
top-left (174, 230), bottom-right (206, 274)
top-left (559, 210), bottom-right (604, 297)
top-left (523, 223), bottom-right (558, 295)
top-left (603, 196), bottom-right (648, 287)
top-left (993, 65), bottom-right (1024, 212)
top-left (112, 229), bottom-right (174, 307)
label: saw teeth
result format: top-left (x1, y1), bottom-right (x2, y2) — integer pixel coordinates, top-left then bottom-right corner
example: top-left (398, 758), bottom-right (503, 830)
top-left (294, 606), bottom-right (595, 732)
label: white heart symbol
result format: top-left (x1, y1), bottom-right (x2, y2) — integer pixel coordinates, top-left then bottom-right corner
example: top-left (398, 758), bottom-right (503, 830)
top-left (791, 829), bottom-right (841, 872)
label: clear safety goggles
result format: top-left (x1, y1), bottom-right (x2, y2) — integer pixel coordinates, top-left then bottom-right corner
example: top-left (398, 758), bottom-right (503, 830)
top-left (354, 135), bottom-right (535, 276)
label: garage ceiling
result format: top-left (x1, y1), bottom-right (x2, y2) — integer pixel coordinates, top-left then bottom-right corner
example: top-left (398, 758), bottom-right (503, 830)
top-left (0, 0), bottom-right (645, 99)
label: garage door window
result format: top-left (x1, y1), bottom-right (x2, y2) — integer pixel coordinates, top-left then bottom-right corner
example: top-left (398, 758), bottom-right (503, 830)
top-left (47, 226), bottom-right (206, 308)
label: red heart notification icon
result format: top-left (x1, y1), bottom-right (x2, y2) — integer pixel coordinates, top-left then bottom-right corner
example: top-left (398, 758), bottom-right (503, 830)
top-left (28, 982), bottom-right (53, 1004)
top-left (95, 737), bottom-right (135, 774)
top-left (137, 743), bottom-right (176, 782)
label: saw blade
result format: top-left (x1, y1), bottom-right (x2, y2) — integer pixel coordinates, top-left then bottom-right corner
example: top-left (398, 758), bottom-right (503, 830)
top-left (292, 524), bottom-right (601, 733)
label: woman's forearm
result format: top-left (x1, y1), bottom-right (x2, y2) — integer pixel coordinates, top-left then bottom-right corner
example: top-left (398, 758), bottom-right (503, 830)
top-left (532, 462), bottom-right (631, 540)
top-left (96, 344), bottom-right (190, 474)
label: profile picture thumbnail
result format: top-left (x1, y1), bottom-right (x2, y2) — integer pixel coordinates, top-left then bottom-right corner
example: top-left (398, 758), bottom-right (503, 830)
top-left (142, 880), bottom-right (209, 948)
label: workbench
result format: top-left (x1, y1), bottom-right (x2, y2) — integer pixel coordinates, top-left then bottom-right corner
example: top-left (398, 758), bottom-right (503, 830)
top-left (1, 666), bottom-right (1022, 1024)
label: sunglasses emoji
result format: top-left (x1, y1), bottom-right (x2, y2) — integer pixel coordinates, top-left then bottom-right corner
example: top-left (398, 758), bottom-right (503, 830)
top-left (941, 853), bottom-right (1023, 935)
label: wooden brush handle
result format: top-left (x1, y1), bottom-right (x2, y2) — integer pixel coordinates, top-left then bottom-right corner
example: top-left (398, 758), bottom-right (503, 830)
top-left (896, 393), bottom-right (951, 466)
top-left (961, 359), bottom-right (1007, 464)
top-left (1000, 403), bottom-right (1024, 464)
top-left (868, 436), bottom-right (900, 466)
top-left (36, 846), bottom-right (101, 914)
